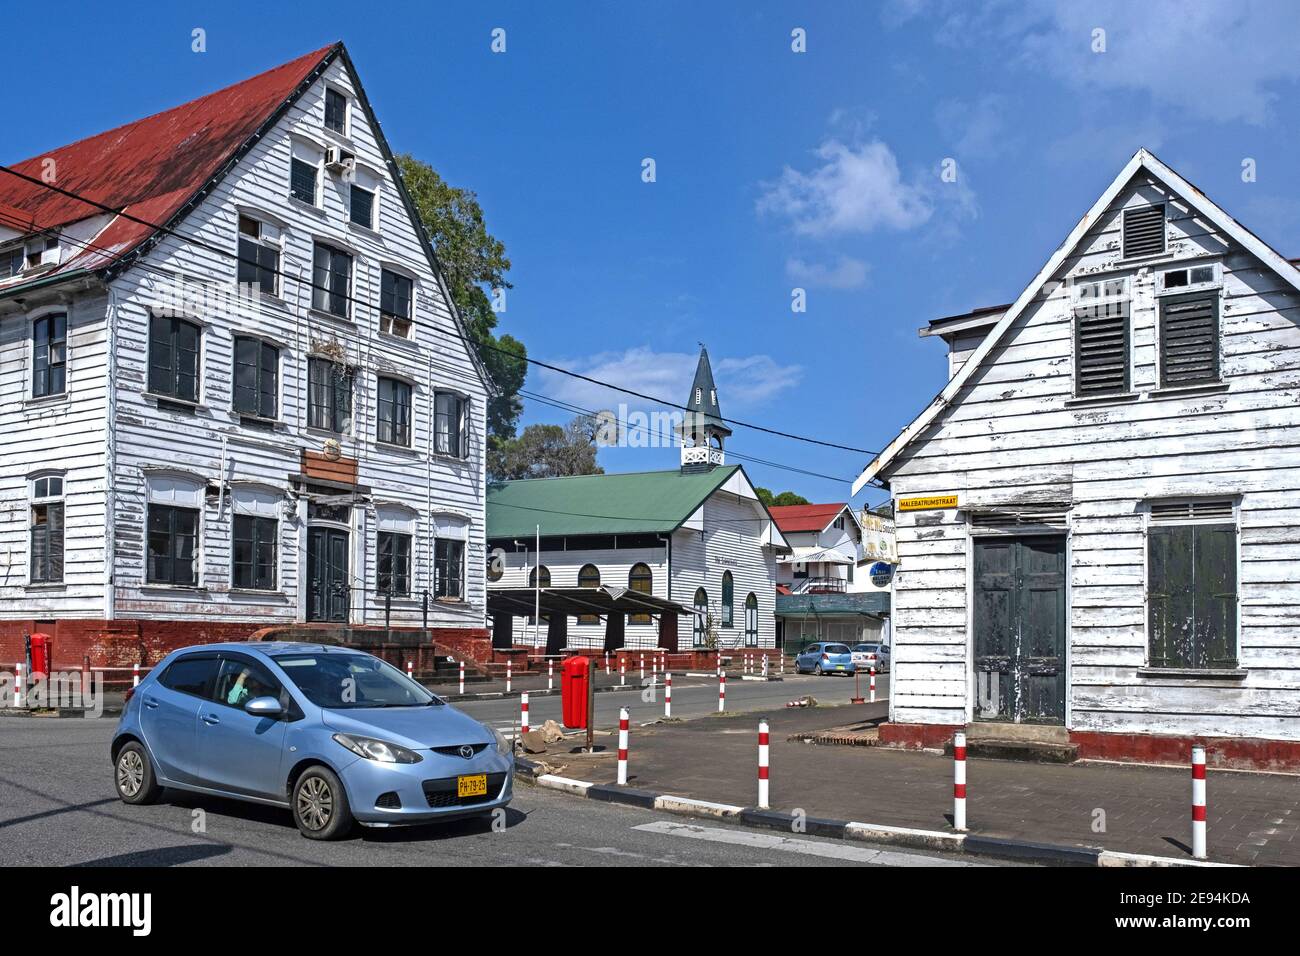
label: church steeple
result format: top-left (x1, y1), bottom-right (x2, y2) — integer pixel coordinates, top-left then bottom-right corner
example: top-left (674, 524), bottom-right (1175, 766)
top-left (678, 345), bottom-right (732, 472)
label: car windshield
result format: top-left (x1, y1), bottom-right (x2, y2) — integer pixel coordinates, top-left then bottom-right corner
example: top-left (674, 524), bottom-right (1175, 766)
top-left (824, 644), bottom-right (850, 654)
top-left (274, 653), bottom-right (442, 709)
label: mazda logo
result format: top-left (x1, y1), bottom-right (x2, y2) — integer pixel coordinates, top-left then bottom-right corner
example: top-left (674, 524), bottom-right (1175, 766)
top-left (459, 745), bottom-right (474, 759)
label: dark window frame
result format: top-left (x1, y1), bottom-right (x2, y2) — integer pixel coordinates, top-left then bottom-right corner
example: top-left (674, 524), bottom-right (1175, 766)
top-left (1073, 280), bottom-right (1131, 397)
top-left (32, 312), bottom-right (67, 398)
top-left (232, 514), bottom-right (278, 591)
top-left (148, 314), bottom-right (201, 404)
top-left (324, 88), bottom-right (348, 134)
top-left (434, 538), bottom-right (465, 602)
top-left (236, 216), bottom-right (280, 296)
top-left (380, 268), bottom-right (414, 338)
top-left (349, 183), bottom-right (375, 229)
top-left (290, 157), bottom-right (318, 205)
top-left (1147, 517), bottom-right (1239, 670)
top-left (378, 531), bottom-right (413, 597)
top-left (30, 498), bottom-right (64, 584)
top-left (1121, 203), bottom-right (1167, 259)
top-left (577, 563), bottom-right (601, 624)
top-left (434, 391), bottom-right (467, 458)
top-left (311, 243), bottom-right (352, 318)
top-left (376, 377), bottom-right (413, 447)
top-left (628, 562), bottom-right (653, 624)
top-left (307, 357), bottom-right (354, 432)
top-left (147, 503), bottom-right (200, 586)
top-left (233, 336), bottom-right (279, 420)
top-left (721, 570), bottom-right (734, 627)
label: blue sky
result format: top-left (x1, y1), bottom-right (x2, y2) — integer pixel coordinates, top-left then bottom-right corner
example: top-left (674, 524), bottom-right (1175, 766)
top-left (6, 1), bottom-right (1300, 508)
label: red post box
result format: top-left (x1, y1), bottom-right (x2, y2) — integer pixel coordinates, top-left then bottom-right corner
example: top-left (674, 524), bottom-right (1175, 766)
top-left (29, 633), bottom-right (52, 681)
top-left (561, 655), bottom-right (593, 729)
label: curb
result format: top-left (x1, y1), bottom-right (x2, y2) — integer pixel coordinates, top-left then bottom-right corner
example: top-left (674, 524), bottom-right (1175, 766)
top-left (512, 759), bottom-right (1237, 867)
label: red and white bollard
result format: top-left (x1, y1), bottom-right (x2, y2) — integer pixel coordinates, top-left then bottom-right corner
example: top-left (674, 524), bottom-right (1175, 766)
top-left (458, 660), bottom-right (466, 695)
top-left (133, 663), bottom-right (140, 688)
top-left (619, 658), bottom-right (626, 687)
top-left (664, 671), bottom-right (672, 718)
top-left (406, 660), bottom-right (414, 679)
top-left (506, 660), bottom-right (512, 694)
top-left (617, 708), bottom-right (630, 785)
top-left (953, 731), bottom-right (968, 831)
top-left (520, 692), bottom-right (530, 735)
top-left (604, 652), bottom-right (610, 675)
top-left (547, 658), bottom-right (554, 692)
top-left (1192, 745), bottom-right (1207, 859)
top-left (758, 720), bottom-right (770, 809)
top-left (718, 669), bottom-right (727, 712)
top-left (869, 667), bottom-right (876, 704)
top-left (762, 655), bottom-right (769, 679)
top-left (14, 663), bottom-right (23, 708)
top-left (639, 653), bottom-right (645, 681)
top-left (780, 653), bottom-right (785, 676)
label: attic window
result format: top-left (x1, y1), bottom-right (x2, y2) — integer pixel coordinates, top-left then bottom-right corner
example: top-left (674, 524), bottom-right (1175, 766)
top-left (1122, 204), bottom-right (1166, 259)
top-left (1162, 264), bottom-right (1217, 290)
top-left (324, 88), bottom-right (348, 135)
top-left (1, 244), bottom-right (23, 279)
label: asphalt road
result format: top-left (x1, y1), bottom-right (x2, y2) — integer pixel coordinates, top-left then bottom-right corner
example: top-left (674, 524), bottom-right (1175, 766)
top-left (457, 671), bottom-right (891, 737)
top-left (0, 680), bottom-right (989, 869)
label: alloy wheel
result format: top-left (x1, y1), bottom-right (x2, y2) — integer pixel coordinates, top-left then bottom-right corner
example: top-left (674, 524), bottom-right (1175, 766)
top-left (297, 776), bottom-right (333, 831)
top-left (117, 750), bottom-right (144, 797)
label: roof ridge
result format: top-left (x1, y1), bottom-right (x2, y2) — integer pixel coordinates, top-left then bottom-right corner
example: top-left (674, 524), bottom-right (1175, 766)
top-left (7, 43), bottom-right (338, 171)
top-left (490, 464), bottom-right (738, 485)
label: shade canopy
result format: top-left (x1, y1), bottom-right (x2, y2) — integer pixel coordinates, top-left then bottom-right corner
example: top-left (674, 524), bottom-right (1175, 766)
top-left (487, 586), bottom-right (698, 620)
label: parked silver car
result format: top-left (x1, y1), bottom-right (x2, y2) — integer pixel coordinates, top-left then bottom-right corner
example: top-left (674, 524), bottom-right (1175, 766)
top-left (850, 643), bottom-right (890, 673)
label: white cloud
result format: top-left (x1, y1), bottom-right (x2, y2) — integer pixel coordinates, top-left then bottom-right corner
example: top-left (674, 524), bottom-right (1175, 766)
top-left (756, 139), bottom-right (935, 237)
top-left (534, 347), bottom-right (803, 416)
top-left (786, 255), bottom-right (870, 290)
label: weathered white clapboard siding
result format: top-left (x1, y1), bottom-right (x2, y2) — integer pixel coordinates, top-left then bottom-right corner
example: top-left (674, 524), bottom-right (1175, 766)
top-left (0, 290), bottom-right (111, 619)
top-left (885, 172), bottom-right (1300, 738)
top-left (671, 491), bottom-right (778, 649)
top-left (0, 57), bottom-right (488, 631)
top-left (494, 546), bottom-right (670, 649)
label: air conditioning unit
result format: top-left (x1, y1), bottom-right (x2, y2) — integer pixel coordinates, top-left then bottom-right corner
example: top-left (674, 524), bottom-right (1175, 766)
top-left (324, 146), bottom-right (356, 175)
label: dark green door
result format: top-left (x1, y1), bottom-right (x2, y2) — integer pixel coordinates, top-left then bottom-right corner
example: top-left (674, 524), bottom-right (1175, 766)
top-left (973, 536), bottom-right (1066, 724)
top-left (307, 528), bottom-right (350, 623)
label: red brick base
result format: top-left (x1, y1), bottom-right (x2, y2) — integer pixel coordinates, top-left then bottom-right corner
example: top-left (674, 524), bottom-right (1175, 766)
top-left (876, 721), bottom-right (1300, 772)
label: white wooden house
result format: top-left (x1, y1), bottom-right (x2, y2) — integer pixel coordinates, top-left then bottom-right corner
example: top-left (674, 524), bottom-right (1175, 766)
top-left (486, 348), bottom-right (789, 652)
top-left (0, 44), bottom-right (493, 669)
top-left (852, 149), bottom-right (1300, 769)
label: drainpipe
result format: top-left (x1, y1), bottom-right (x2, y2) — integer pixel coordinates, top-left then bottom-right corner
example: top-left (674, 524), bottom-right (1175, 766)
top-left (103, 287), bottom-right (118, 621)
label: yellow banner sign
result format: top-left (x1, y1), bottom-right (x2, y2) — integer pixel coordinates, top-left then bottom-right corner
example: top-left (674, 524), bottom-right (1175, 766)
top-left (898, 495), bottom-right (959, 512)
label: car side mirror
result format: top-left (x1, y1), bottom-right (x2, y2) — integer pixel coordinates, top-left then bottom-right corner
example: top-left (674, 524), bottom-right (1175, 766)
top-left (245, 696), bottom-right (284, 718)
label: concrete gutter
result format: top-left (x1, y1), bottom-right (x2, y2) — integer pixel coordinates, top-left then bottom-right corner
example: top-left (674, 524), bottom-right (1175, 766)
top-left (513, 757), bottom-right (1238, 868)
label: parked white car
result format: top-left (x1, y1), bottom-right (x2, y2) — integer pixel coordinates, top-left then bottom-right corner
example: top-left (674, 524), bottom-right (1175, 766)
top-left (850, 643), bottom-right (890, 673)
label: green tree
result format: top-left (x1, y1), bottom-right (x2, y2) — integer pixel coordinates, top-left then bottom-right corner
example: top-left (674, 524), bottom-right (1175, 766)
top-left (488, 416), bottom-right (605, 481)
top-left (755, 487), bottom-right (811, 507)
top-left (395, 154), bottom-right (527, 446)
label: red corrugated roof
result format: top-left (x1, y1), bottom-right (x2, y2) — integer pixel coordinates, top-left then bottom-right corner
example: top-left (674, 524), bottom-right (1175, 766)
top-left (0, 43), bottom-right (338, 278)
top-left (768, 502), bottom-right (849, 533)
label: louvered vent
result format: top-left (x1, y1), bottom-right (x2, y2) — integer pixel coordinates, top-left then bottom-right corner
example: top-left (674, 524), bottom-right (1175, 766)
top-left (1149, 499), bottom-right (1234, 523)
top-left (1122, 204), bottom-right (1166, 258)
top-left (1159, 295), bottom-right (1219, 386)
top-left (1074, 280), bottom-right (1130, 395)
top-left (968, 510), bottom-right (1069, 530)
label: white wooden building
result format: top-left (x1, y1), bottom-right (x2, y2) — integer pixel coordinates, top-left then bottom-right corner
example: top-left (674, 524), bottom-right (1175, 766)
top-left (486, 348), bottom-right (789, 652)
top-left (0, 44), bottom-right (493, 667)
top-left (853, 149), bottom-right (1300, 769)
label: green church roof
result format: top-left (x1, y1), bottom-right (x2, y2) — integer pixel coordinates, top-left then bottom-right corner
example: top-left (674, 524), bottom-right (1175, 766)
top-left (487, 465), bottom-right (742, 539)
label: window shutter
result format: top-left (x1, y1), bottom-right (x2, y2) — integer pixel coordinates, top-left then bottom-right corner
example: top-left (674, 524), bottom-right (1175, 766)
top-left (1075, 294), bottom-right (1130, 395)
top-left (1147, 524), bottom-right (1194, 668)
top-left (1122, 204), bottom-right (1166, 258)
top-left (1193, 524), bottom-right (1237, 668)
top-left (1160, 295), bottom-right (1219, 386)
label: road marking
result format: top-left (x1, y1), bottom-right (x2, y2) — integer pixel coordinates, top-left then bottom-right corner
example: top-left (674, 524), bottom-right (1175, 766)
top-left (633, 820), bottom-right (982, 866)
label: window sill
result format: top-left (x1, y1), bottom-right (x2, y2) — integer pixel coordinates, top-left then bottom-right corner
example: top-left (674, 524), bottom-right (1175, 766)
top-left (288, 196), bottom-right (327, 217)
top-left (1137, 666), bottom-right (1247, 680)
top-left (347, 220), bottom-right (381, 238)
top-left (237, 414), bottom-right (287, 433)
top-left (1064, 392), bottom-right (1140, 409)
top-left (307, 308), bottom-right (354, 325)
top-left (25, 583), bottom-right (66, 591)
top-left (142, 393), bottom-right (206, 413)
top-left (140, 584), bottom-right (207, 593)
top-left (431, 452), bottom-right (472, 465)
top-left (229, 588), bottom-right (290, 599)
top-left (377, 329), bottom-right (417, 347)
top-left (1148, 382), bottom-right (1228, 399)
top-left (376, 440), bottom-right (418, 455)
top-left (24, 393), bottom-right (68, 409)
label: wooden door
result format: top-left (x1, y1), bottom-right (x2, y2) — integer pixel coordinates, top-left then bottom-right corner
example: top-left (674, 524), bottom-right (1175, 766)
top-left (307, 527), bottom-right (351, 623)
top-left (973, 536), bottom-right (1066, 724)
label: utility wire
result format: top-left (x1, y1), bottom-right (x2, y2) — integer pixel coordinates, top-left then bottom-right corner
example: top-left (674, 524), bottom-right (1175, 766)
top-left (0, 163), bottom-right (880, 457)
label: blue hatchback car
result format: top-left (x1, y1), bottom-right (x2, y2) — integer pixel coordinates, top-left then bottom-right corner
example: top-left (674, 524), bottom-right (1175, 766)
top-left (793, 642), bottom-right (856, 676)
top-left (112, 643), bottom-right (513, 840)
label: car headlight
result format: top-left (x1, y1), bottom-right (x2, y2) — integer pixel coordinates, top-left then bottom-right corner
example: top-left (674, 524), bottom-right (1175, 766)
top-left (332, 733), bottom-right (422, 764)
top-left (492, 726), bottom-right (513, 756)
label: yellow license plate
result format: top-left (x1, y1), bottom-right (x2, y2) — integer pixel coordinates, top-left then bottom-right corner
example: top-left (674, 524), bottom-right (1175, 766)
top-left (836, 665), bottom-right (845, 670)
top-left (457, 774), bottom-right (487, 798)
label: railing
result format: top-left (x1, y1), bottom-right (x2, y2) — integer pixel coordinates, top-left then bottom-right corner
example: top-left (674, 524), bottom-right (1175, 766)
top-left (791, 577), bottom-right (848, 594)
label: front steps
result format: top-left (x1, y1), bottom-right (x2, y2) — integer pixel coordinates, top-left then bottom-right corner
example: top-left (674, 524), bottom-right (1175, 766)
top-left (958, 722), bottom-right (1079, 763)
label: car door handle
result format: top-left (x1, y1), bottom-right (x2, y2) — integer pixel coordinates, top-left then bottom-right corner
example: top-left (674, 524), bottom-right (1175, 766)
top-left (202, 714), bottom-right (221, 726)
top-left (143, 697), bottom-right (159, 709)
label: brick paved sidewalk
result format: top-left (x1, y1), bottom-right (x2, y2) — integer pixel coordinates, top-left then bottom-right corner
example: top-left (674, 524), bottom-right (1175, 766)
top-left (536, 706), bottom-right (1299, 866)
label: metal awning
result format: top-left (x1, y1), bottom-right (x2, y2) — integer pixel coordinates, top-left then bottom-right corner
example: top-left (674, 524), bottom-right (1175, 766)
top-left (776, 547), bottom-right (854, 566)
top-left (487, 586), bottom-right (697, 619)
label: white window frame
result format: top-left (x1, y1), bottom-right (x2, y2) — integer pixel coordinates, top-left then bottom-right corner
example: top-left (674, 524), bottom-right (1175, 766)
top-left (143, 471), bottom-right (206, 589)
top-left (28, 470), bottom-right (66, 587)
top-left (229, 484), bottom-right (284, 593)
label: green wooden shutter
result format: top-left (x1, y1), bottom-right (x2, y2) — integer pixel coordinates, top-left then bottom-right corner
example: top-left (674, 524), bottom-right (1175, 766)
top-left (1193, 524), bottom-right (1238, 668)
top-left (1147, 525), bottom-right (1195, 668)
top-left (1160, 294), bottom-right (1219, 387)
